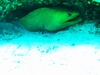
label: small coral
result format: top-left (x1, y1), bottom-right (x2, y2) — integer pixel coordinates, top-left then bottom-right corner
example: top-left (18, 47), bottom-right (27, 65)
top-left (0, 22), bottom-right (22, 40)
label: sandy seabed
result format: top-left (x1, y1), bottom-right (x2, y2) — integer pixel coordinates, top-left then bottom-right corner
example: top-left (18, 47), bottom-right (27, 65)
top-left (0, 21), bottom-right (100, 75)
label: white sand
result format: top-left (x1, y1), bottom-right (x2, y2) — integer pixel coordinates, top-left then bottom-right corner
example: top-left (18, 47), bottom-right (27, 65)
top-left (0, 21), bottom-right (100, 75)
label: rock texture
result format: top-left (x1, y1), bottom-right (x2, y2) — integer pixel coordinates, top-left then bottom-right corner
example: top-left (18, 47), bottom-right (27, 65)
top-left (0, 0), bottom-right (100, 22)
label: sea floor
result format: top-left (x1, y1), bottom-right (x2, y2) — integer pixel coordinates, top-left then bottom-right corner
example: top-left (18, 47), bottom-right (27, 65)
top-left (0, 21), bottom-right (100, 75)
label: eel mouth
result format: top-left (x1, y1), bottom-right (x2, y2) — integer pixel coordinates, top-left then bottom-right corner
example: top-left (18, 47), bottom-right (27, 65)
top-left (67, 15), bottom-right (81, 22)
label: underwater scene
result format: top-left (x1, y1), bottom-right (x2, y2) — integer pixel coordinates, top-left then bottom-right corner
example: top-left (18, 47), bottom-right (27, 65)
top-left (0, 0), bottom-right (100, 75)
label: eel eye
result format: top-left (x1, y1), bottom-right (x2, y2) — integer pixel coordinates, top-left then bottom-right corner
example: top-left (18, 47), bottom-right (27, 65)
top-left (68, 13), bottom-right (72, 16)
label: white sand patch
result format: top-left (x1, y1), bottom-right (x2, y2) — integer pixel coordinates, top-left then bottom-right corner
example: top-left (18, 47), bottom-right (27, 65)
top-left (0, 21), bottom-right (100, 75)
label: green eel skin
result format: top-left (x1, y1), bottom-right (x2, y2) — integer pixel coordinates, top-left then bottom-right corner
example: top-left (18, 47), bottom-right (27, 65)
top-left (19, 7), bottom-right (82, 32)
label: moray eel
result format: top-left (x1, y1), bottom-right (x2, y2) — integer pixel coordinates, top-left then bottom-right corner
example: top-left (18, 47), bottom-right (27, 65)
top-left (19, 7), bottom-right (82, 32)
